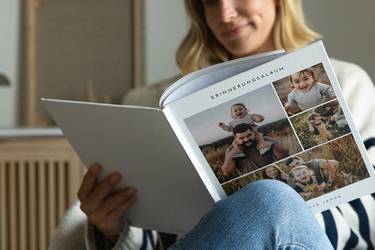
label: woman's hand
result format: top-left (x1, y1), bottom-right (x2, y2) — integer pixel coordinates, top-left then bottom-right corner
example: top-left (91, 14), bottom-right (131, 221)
top-left (77, 163), bottom-right (138, 243)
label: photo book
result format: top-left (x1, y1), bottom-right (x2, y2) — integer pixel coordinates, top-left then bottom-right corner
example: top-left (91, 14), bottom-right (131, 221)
top-left (43, 41), bottom-right (375, 234)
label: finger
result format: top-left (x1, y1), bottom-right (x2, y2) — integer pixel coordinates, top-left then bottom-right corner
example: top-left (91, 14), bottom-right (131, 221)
top-left (77, 163), bottom-right (102, 201)
top-left (83, 173), bottom-right (122, 213)
top-left (106, 196), bottom-right (137, 221)
top-left (96, 187), bottom-right (137, 216)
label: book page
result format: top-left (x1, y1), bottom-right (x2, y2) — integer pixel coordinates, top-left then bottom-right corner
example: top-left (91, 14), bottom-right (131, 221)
top-left (43, 99), bottom-right (215, 234)
top-left (164, 41), bottom-right (375, 213)
top-left (160, 50), bottom-right (285, 108)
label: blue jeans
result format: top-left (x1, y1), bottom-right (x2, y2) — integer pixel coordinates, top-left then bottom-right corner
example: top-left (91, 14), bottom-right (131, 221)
top-left (170, 180), bottom-right (333, 250)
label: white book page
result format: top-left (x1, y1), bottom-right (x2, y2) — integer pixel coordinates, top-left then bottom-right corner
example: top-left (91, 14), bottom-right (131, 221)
top-left (164, 41), bottom-right (375, 213)
top-left (159, 50), bottom-right (285, 108)
top-left (43, 99), bottom-right (215, 234)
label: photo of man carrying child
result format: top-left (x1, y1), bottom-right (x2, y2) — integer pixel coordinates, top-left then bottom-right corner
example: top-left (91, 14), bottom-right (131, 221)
top-left (184, 85), bottom-right (302, 190)
top-left (221, 123), bottom-right (289, 177)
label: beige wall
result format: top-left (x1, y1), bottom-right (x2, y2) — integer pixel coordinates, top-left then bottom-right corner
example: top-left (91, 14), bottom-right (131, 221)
top-left (303, 0), bottom-right (375, 82)
top-left (0, 0), bottom-right (20, 127)
top-left (144, 0), bottom-right (188, 85)
top-left (35, 0), bottom-right (133, 121)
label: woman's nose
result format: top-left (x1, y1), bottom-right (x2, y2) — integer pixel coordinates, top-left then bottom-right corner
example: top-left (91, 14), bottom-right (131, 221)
top-left (218, 0), bottom-right (237, 23)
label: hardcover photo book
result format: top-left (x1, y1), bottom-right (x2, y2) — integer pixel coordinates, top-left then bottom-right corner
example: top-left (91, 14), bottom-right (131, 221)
top-left (43, 41), bottom-right (375, 234)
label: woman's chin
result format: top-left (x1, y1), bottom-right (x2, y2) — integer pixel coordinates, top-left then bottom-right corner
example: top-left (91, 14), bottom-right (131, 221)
top-left (226, 43), bottom-right (270, 59)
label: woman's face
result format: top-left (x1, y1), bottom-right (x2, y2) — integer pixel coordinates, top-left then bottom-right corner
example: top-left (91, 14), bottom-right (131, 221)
top-left (265, 166), bottom-right (278, 179)
top-left (202, 0), bottom-right (277, 58)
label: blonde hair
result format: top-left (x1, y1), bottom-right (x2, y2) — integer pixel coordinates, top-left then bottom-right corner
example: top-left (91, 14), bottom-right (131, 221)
top-left (176, 0), bottom-right (321, 75)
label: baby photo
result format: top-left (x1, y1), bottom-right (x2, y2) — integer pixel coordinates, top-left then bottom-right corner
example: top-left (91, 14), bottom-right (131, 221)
top-left (184, 84), bottom-right (302, 184)
top-left (273, 63), bottom-right (337, 116)
top-left (290, 100), bottom-right (350, 149)
top-left (222, 134), bottom-right (368, 199)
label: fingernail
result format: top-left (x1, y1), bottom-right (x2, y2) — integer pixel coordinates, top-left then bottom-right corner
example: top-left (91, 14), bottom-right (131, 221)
top-left (90, 163), bottom-right (101, 173)
top-left (110, 173), bottom-right (121, 182)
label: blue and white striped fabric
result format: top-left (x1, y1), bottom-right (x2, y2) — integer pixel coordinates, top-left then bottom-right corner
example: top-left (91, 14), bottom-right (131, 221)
top-left (139, 230), bottom-right (162, 250)
top-left (315, 138), bottom-right (375, 250)
top-left (315, 194), bottom-right (375, 250)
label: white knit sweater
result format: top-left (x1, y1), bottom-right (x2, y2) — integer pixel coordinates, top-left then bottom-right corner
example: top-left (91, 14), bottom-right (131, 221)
top-left (48, 59), bottom-right (375, 250)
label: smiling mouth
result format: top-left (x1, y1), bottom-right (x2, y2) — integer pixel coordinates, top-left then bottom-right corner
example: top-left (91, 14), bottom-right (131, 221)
top-left (223, 24), bottom-right (248, 38)
top-left (301, 177), bottom-right (309, 182)
top-left (298, 87), bottom-right (311, 92)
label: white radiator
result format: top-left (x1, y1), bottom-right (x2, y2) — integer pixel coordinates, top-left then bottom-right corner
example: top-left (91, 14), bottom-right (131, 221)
top-left (0, 137), bottom-right (84, 250)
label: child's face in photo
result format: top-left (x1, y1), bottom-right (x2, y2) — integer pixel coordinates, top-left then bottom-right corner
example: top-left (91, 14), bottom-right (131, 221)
top-left (291, 166), bottom-right (311, 183)
top-left (265, 166), bottom-right (278, 179)
top-left (291, 72), bottom-right (315, 92)
top-left (231, 105), bottom-right (247, 119)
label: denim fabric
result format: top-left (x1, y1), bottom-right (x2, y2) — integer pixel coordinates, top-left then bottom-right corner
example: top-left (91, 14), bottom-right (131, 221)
top-left (170, 180), bottom-right (333, 250)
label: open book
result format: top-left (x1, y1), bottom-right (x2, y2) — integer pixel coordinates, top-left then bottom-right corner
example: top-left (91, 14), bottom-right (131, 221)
top-left (43, 41), bottom-right (375, 235)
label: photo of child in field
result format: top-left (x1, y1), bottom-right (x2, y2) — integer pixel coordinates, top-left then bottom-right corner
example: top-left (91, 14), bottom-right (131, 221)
top-left (290, 100), bottom-right (350, 149)
top-left (222, 134), bottom-right (368, 199)
top-left (184, 85), bottom-right (302, 184)
top-left (273, 63), bottom-right (336, 116)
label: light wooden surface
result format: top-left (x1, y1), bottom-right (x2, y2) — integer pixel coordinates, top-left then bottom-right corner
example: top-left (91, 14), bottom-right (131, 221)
top-left (0, 137), bottom-right (85, 250)
top-left (24, 0), bottom-right (37, 126)
top-left (132, 0), bottom-right (145, 89)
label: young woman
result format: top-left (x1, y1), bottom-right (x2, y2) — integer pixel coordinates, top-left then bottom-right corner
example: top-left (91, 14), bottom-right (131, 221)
top-left (50, 1), bottom-right (375, 249)
top-left (263, 165), bottom-right (290, 184)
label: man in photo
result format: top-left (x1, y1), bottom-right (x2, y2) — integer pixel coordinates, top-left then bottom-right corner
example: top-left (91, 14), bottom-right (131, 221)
top-left (221, 123), bottom-right (289, 177)
top-left (286, 156), bottom-right (341, 192)
top-left (288, 165), bottom-right (325, 200)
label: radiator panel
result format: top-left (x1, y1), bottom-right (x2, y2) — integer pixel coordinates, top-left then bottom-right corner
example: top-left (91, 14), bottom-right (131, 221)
top-left (0, 138), bottom-right (84, 250)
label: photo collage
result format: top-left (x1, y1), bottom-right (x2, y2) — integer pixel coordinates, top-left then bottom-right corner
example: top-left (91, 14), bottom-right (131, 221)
top-left (184, 63), bottom-right (368, 201)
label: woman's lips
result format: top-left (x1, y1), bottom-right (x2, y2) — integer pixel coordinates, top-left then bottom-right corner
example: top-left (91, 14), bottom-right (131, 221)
top-left (222, 24), bottom-right (248, 38)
